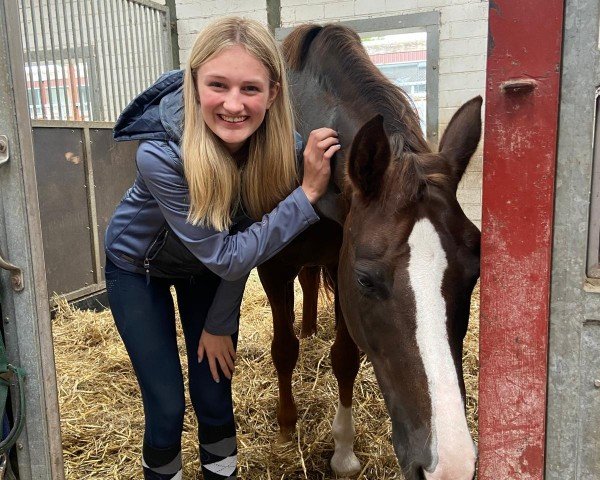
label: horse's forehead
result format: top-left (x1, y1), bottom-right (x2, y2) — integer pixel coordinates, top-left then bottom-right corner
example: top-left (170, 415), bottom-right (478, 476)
top-left (353, 206), bottom-right (415, 249)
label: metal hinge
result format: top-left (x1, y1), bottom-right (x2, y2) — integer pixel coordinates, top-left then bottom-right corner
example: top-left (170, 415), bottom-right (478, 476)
top-left (0, 136), bottom-right (8, 166)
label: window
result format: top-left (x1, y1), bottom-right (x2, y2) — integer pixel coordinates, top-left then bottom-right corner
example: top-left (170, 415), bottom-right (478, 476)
top-left (362, 35), bottom-right (428, 134)
top-left (276, 13), bottom-right (440, 143)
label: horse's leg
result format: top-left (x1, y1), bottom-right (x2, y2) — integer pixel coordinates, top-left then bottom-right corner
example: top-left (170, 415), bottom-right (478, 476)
top-left (328, 265), bottom-right (361, 477)
top-left (298, 266), bottom-right (319, 338)
top-left (258, 262), bottom-right (301, 443)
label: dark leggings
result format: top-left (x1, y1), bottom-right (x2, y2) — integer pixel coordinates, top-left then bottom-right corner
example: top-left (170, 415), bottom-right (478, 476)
top-left (105, 258), bottom-right (238, 476)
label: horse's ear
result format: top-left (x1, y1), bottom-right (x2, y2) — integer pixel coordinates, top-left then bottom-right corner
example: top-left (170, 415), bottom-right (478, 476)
top-left (347, 115), bottom-right (391, 201)
top-left (438, 96), bottom-right (482, 191)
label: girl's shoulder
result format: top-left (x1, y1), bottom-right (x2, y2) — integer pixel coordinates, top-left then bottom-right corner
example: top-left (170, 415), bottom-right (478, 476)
top-left (136, 140), bottom-right (184, 178)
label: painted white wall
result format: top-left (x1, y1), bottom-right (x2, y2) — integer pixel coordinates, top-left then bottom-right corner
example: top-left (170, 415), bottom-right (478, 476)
top-left (173, 0), bottom-right (488, 225)
top-left (175, 1), bottom-right (268, 65)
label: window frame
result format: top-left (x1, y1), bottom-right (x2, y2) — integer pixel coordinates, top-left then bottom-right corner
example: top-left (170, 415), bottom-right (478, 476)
top-left (276, 12), bottom-right (440, 145)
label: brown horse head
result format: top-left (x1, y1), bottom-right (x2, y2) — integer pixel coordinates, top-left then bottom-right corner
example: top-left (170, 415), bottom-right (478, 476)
top-left (338, 97), bottom-right (482, 479)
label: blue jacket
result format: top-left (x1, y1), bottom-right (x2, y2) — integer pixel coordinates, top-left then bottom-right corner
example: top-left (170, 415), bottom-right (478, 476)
top-left (105, 70), bottom-right (319, 335)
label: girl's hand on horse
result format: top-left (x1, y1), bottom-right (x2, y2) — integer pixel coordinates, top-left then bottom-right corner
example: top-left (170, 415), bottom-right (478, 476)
top-left (197, 330), bottom-right (236, 383)
top-left (302, 128), bottom-right (340, 204)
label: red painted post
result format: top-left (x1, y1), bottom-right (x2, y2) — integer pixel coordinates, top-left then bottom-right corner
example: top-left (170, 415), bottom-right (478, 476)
top-left (479, 1), bottom-right (564, 478)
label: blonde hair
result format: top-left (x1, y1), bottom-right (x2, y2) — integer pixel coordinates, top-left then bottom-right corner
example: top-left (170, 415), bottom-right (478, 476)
top-left (182, 17), bottom-right (297, 231)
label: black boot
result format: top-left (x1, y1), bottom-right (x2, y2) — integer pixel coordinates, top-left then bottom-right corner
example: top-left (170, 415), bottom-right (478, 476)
top-left (142, 443), bottom-right (182, 480)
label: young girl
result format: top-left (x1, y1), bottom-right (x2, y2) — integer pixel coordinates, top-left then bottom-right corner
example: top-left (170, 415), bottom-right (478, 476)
top-left (104, 16), bottom-right (339, 480)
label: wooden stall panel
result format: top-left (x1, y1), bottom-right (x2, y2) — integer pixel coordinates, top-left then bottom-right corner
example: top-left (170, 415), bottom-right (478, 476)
top-left (32, 127), bottom-right (95, 298)
top-left (479, 1), bottom-right (564, 478)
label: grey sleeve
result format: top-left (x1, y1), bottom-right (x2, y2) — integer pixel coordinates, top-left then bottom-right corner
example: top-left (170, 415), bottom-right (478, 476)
top-left (136, 141), bottom-right (319, 282)
top-left (203, 273), bottom-right (250, 335)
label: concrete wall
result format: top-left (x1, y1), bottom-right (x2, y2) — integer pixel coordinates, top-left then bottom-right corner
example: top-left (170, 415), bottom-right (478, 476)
top-left (173, 0), bottom-right (487, 226)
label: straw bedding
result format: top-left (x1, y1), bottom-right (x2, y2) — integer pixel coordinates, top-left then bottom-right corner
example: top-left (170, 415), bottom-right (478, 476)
top-left (53, 272), bottom-right (479, 479)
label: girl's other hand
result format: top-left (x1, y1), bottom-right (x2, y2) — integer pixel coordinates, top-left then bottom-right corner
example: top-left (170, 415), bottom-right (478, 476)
top-left (301, 128), bottom-right (340, 204)
top-left (198, 330), bottom-right (236, 383)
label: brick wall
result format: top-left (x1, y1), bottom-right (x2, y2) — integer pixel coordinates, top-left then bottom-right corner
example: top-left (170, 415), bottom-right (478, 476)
top-left (173, 0), bottom-right (488, 225)
top-left (175, 1), bottom-right (268, 65)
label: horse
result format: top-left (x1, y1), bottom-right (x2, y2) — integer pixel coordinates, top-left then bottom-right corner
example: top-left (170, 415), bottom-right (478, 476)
top-left (257, 23), bottom-right (482, 480)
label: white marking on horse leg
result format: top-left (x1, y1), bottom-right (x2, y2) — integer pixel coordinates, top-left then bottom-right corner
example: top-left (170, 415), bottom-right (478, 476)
top-left (330, 401), bottom-right (361, 477)
top-left (408, 219), bottom-right (476, 480)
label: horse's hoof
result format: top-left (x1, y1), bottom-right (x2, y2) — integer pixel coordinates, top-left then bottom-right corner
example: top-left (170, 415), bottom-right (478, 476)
top-left (299, 327), bottom-right (316, 338)
top-left (330, 450), bottom-right (361, 477)
top-left (276, 429), bottom-right (294, 444)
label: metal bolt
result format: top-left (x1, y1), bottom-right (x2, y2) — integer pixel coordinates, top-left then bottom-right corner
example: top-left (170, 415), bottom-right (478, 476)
top-left (17, 443), bottom-right (23, 450)
top-left (594, 379), bottom-right (600, 388)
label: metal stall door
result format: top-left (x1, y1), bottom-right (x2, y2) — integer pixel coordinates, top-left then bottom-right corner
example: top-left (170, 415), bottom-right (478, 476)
top-left (19, 0), bottom-right (173, 307)
top-left (480, 0), bottom-right (564, 478)
top-left (0, 1), bottom-right (64, 479)
top-left (547, 0), bottom-right (600, 478)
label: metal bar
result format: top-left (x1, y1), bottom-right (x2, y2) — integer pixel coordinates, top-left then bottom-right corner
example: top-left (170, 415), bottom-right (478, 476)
top-left (161, 9), bottom-right (171, 71)
top-left (31, 119), bottom-right (115, 128)
top-left (164, 0), bottom-right (179, 69)
top-left (92, 0), bottom-right (111, 121)
top-left (158, 8), bottom-right (167, 73)
top-left (547, 0), bottom-right (600, 474)
top-left (45, 0), bottom-right (65, 120)
top-left (84, 0), bottom-right (104, 121)
top-left (82, 128), bottom-right (103, 283)
top-left (67, 0), bottom-right (84, 121)
top-left (37, 0), bottom-right (56, 120)
top-left (103, 0), bottom-right (119, 120)
top-left (425, 23), bottom-right (440, 145)
top-left (108, 0), bottom-right (126, 114)
top-left (28, 0), bottom-right (45, 119)
top-left (479, 0), bottom-right (563, 477)
top-left (155, 9), bottom-right (165, 74)
top-left (118, 0), bottom-right (134, 104)
top-left (49, 282), bottom-right (107, 306)
top-left (19, 0), bottom-right (36, 119)
top-left (57, 0), bottom-right (76, 119)
top-left (140, 4), bottom-right (152, 88)
top-left (98, 0), bottom-right (115, 120)
top-left (2, 1), bottom-right (66, 477)
top-left (54, 0), bottom-right (72, 120)
top-left (128, 0), bottom-right (141, 96)
top-left (76, 0), bottom-right (92, 120)
top-left (149, 7), bottom-right (161, 80)
top-left (127, 0), bottom-right (169, 12)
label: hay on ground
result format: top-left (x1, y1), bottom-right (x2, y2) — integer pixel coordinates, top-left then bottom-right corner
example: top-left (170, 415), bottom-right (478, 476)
top-left (53, 272), bottom-right (479, 479)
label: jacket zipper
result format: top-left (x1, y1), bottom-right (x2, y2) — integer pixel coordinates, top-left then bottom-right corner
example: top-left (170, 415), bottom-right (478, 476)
top-left (144, 230), bottom-right (166, 285)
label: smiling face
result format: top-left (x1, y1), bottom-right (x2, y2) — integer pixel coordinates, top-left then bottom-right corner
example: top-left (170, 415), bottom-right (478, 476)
top-left (195, 44), bottom-right (279, 153)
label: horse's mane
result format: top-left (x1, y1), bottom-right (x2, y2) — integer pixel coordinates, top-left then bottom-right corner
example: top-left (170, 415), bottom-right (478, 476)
top-left (283, 24), bottom-right (431, 157)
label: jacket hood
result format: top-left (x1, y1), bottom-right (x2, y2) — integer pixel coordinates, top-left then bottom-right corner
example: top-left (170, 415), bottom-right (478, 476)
top-left (113, 70), bottom-right (184, 142)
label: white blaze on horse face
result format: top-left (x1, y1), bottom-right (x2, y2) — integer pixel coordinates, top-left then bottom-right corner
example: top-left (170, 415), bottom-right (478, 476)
top-left (407, 219), bottom-right (476, 480)
top-left (330, 401), bottom-right (361, 477)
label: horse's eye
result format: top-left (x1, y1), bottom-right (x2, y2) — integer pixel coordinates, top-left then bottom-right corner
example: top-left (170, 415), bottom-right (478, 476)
top-left (354, 265), bottom-right (390, 299)
top-left (356, 273), bottom-right (375, 291)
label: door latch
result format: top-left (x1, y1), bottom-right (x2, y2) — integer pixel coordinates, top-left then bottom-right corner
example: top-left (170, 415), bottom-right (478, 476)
top-left (0, 136), bottom-right (8, 166)
top-left (0, 248), bottom-right (23, 292)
